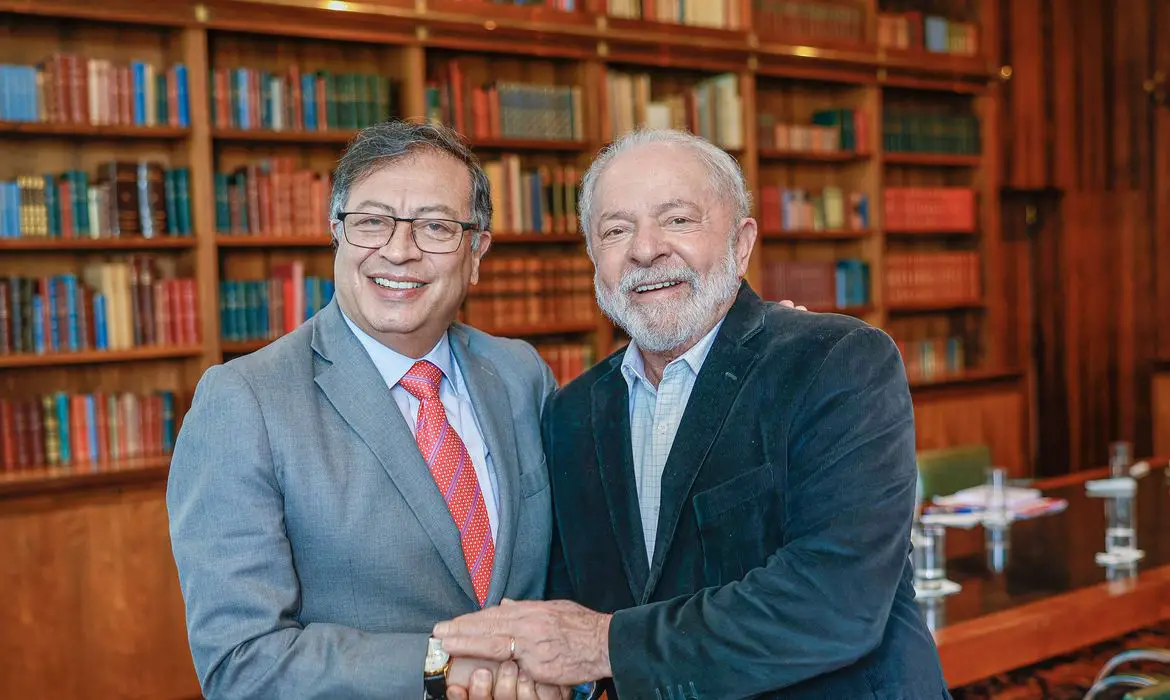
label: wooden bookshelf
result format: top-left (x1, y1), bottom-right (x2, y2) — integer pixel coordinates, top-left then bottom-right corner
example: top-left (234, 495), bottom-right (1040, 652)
top-left (885, 228), bottom-right (978, 238)
top-left (0, 122), bottom-right (190, 140)
top-left (0, 346), bottom-right (204, 369)
top-left (909, 368), bottom-right (1024, 391)
top-left (0, 237), bottom-right (198, 251)
top-left (0, 2), bottom-right (1023, 698)
top-left (807, 304), bottom-right (876, 317)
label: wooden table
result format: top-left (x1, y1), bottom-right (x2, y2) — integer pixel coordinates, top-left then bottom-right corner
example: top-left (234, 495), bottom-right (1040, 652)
top-left (930, 463), bottom-right (1170, 687)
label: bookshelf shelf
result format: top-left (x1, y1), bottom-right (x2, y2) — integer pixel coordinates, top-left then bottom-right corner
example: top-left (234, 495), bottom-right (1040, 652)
top-left (807, 304), bottom-right (875, 317)
top-left (909, 368), bottom-right (1024, 392)
top-left (478, 320), bottom-right (596, 338)
top-left (490, 233), bottom-right (582, 244)
top-left (882, 152), bottom-right (982, 167)
top-left (762, 229), bottom-right (873, 242)
top-left (468, 138), bottom-right (591, 152)
top-left (758, 149), bottom-right (870, 163)
top-left (0, 346), bottom-right (204, 370)
top-left (887, 301), bottom-right (985, 314)
top-left (211, 128), bottom-right (358, 144)
top-left (0, 237), bottom-right (198, 252)
top-left (0, 455), bottom-right (171, 501)
top-left (0, 122), bottom-right (190, 140)
top-left (885, 228), bottom-right (977, 238)
top-left (216, 235), bottom-right (333, 248)
top-left (222, 339), bottom-right (271, 355)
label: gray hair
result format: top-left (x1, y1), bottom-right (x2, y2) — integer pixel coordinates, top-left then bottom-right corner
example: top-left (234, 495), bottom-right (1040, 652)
top-left (577, 128), bottom-right (752, 249)
top-left (329, 120), bottom-right (492, 251)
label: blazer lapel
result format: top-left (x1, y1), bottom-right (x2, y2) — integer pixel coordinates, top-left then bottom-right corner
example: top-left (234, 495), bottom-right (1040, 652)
top-left (591, 360), bottom-right (650, 601)
top-left (448, 325), bottom-right (522, 606)
top-left (311, 301), bottom-right (477, 603)
top-left (644, 283), bottom-right (767, 600)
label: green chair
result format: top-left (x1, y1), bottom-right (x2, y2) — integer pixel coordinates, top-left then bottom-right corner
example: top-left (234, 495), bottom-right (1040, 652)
top-left (915, 443), bottom-right (993, 504)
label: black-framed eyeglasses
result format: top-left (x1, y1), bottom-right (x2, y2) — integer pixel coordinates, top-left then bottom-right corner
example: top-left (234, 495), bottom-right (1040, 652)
top-left (335, 211), bottom-right (478, 254)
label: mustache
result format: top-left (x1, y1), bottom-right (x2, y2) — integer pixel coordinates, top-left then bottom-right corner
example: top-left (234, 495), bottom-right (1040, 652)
top-left (617, 265), bottom-right (700, 294)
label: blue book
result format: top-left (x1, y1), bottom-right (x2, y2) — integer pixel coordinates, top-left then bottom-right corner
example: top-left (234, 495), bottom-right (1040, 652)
top-left (0, 181), bottom-right (10, 237)
top-left (924, 16), bottom-right (950, 53)
top-left (0, 65), bottom-right (9, 121)
top-left (175, 64), bottom-right (190, 127)
top-left (161, 391), bottom-right (175, 453)
top-left (303, 74), bottom-right (317, 130)
top-left (85, 395), bottom-right (98, 463)
top-left (64, 274), bottom-right (79, 351)
top-left (164, 169), bottom-right (178, 235)
top-left (93, 293), bottom-right (108, 350)
top-left (834, 262), bottom-right (849, 309)
top-left (529, 172), bottom-right (543, 233)
top-left (56, 393), bottom-right (71, 465)
top-left (31, 293), bottom-right (44, 353)
top-left (237, 69), bottom-right (250, 130)
top-left (132, 62), bottom-right (147, 125)
top-left (258, 283), bottom-right (270, 338)
top-left (322, 279), bottom-right (334, 305)
top-left (46, 277), bottom-right (59, 352)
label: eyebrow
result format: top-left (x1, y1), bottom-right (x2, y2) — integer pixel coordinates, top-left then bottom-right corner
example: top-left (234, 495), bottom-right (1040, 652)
top-left (597, 208), bottom-right (637, 224)
top-left (349, 201), bottom-right (465, 219)
top-left (653, 199), bottom-right (702, 216)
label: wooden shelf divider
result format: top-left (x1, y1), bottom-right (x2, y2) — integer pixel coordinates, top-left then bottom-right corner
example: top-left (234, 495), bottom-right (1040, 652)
top-left (0, 122), bottom-right (190, 139)
top-left (0, 455), bottom-right (171, 500)
top-left (0, 237), bottom-right (198, 251)
top-left (0, 346), bottom-right (204, 369)
top-left (762, 229), bottom-right (873, 241)
top-left (758, 149), bottom-right (871, 163)
top-left (883, 152), bottom-right (983, 167)
top-left (216, 235), bottom-right (334, 248)
top-left (211, 128), bottom-right (358, 144)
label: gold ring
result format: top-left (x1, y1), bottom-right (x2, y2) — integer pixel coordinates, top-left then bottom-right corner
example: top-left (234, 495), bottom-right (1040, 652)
top-left (509, 636), bottom-right (516, 659)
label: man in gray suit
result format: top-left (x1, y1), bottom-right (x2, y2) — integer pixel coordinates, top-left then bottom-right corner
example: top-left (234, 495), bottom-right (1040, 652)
top-left (167, 121), bottom-right (560, 699)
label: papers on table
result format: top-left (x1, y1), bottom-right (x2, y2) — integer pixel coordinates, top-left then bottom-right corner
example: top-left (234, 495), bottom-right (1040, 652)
top-left (922, 484), bottom-right (1068, 525)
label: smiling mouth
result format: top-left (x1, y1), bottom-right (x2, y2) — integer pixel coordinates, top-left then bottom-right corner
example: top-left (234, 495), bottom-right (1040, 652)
top-left (372, 277), bottom-right (426, 290)
top-left (633, 280), bottom-right (685, 294)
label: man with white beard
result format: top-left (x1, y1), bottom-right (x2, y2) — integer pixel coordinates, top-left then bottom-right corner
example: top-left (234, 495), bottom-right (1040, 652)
top-left (434, 129), bottom-right (951, 700)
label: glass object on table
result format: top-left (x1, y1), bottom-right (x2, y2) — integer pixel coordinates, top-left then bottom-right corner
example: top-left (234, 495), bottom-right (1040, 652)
top-left (1094, 473), bottom-right (1145, 566)
top-left (983, 466), bottom-right (1011, 573)
top-left (1109, 440), bottom-right (1133, 477)
top-left (912, 521), bottom-right (960, 598)
top-left (917, 595), bottom-right (947, 634)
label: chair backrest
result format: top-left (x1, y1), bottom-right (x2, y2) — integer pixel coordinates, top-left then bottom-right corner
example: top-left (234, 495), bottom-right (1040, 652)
top-left (1127, 680), bottom-right (1170, 699)
top-left (916, 443), bottom-right (993, 503)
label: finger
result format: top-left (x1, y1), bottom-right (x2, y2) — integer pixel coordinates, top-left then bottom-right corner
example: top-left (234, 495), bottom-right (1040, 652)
top-left (797, 305), bottom-right (808, 311)
top-left (516, 671), bottom-right (539, 700)
top-left (434, 608), bottom-right (511, 637)
top-left (469, 669), bottom-right (494, 700)
top-left (446, 687), bottom-right (469, 700)
top-left (440, 635), bottom-right (515, 661)
top-left (534, 683), bottom-right (564, 700)
top-left (493, 661), bottom-right (519, 700)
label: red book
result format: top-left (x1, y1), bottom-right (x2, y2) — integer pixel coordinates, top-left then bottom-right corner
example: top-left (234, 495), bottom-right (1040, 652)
top-left (95, 392), bottom-right (111, 463)
top-left (182, 279), bottom-right (198, 344)
top-left (0, 400), bottom-right (15, 471)
top-left (27, 400), bottom-right (45, 469)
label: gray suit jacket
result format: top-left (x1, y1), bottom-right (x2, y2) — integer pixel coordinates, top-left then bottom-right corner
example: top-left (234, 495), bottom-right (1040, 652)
top-left (167, 300), bottom-right (555, 699)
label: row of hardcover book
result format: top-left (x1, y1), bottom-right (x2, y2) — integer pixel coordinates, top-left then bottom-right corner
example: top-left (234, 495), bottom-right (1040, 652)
top-left (214, 160), bottom-right (330, 237)
top-left (210, 67), bottom-right (398, 132)
top-left (897, 336), bottom-right (967, 382)
top-left (608, 0), bottom-right (744, 28)
top-left (607, 71), bottom-right (743, 150)
top-left (0, 57), bottom-right (189, 127)
top-left (0, 164), bottom-right (193, 239)
top-left (763, 258), bottom-right (871, 310)
top-left (758, 108), bottom-right (867, 153)
top-left (0, 391), bottom-right (176, 472)
top-left (426, 62), bottom-right (585, 143)
top-left (0, 261), bottom-right (199, 355)
top-left (220, 270), bottom-right (334, 343)
top-left (462, 255), bottom-right (594, 330)
top-left (883, 111), bottom-right (981, 155)
top-left (533, 342), bottom-right (594, 386)
top-left (885, 252), bottom-right (981, 306)
top-left (758, 187), bottom-right (869, 233)
top-left (878, 12), bottom-right (979, 57)
top-left (484, 157), bottom-right (579, 235)
top-left (753, 0), bottom-right (865, 44)
top-left (884, 188), bottom-right (976, 232)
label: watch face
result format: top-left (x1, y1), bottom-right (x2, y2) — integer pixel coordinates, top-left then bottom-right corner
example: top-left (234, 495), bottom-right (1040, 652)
top-left (424, 637), bottom-right (450, 674)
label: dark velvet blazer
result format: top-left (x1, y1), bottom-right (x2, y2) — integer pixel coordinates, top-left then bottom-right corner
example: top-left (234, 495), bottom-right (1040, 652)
top-left (544, 283), bottom-right (951, 700)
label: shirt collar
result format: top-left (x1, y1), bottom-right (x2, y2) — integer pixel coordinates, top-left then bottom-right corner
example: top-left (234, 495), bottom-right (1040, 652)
top-left (341, 310), bottom-right (458, 392)
top-left (620, 315), bottom-right (726, 393)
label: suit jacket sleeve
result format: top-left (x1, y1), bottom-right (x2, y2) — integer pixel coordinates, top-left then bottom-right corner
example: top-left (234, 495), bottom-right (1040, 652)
top-left (534, 347), bottom-right (574, 601)
top-left (167, 364), bottom-right (430, 700)
top-left (607, 327), bottom-right (918, 699)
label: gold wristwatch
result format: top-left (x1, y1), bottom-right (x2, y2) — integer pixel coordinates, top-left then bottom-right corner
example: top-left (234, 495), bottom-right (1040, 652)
top-left (423, 637), bottom-right (451, 700)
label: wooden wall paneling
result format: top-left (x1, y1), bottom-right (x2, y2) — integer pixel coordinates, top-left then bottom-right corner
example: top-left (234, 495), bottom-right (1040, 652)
top-left (999, 0), bottom-right (1046, 189)
top-left (741, 70), bottom-right (763, 290)
top-left (1049, 0), bottom-right (1076, 191)
top-left (181, 26), bottom-right (220, 375)
top-left (1153, 369), bottom-right (1170, 456)
top-left (0, 488), bottom-right (200, 700)
top-left (912, 382), bottom-right (1028, 475)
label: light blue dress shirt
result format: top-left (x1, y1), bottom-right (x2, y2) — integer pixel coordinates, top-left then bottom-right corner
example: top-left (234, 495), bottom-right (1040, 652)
top-left (620, 317), bottom-right (725, 560)
top-left (342, 313), bottom-right (499, 536)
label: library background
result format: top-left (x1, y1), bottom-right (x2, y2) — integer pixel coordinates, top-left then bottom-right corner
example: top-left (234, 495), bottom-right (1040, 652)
top-left (1, 0), bottom-right (1170, 697)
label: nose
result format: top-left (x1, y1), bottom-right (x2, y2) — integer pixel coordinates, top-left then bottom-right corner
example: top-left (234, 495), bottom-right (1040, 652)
top-left (377, 218), bottom-right (424, 264)
top-left (627, 221), bottom-right (671, 267)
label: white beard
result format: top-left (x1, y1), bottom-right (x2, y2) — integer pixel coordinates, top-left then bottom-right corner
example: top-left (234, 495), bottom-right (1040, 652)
top-left (595, 236), bottom-right (741, 354)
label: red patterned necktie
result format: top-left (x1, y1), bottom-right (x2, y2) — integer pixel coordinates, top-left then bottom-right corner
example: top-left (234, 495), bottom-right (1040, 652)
top-left (399, 359), bottom-right (494, 606)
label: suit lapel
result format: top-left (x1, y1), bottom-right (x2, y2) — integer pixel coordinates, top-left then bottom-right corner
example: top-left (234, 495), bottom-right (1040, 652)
top-left (644, 284), bottom-right (767, 600)
top-left (311, 301), bottom-right (477, 603)
top-left (591, 360), bottom-right (650, 601)
top-left (448, 325), bottom-right (521, 606)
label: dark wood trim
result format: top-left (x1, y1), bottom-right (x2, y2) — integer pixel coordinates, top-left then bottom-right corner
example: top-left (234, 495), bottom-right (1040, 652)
top-left (0, 456), bottom-right (170, 501)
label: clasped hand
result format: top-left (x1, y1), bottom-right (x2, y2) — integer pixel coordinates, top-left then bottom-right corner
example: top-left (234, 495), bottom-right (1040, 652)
top-left (436, 599), bottom-right (613, 700)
